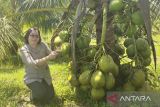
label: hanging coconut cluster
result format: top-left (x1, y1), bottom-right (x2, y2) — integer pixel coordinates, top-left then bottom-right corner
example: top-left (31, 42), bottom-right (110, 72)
top-left (68, 52), bottom-right (119, 100)
top-left (111, 0), bottom-right (153, 92)
top-left (54, 31), bottom-right (71, 57)
top-left (65, 0), bottom-right (155, 101)
top-left (125, 38), bottom-right (151, 66)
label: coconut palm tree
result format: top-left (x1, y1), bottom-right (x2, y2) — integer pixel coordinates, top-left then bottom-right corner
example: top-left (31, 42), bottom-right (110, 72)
top-left (72, 0), bottom-right (160, 70)
top-left (0, 0), bottom-right (21, 63)
top-left (0, 0), bottom-right (159, 66)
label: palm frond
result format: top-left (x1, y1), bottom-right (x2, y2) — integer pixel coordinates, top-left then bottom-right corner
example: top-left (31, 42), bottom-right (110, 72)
top-left (0, 17), bottom-right (21, 61)
top-left (0, 0), bottom-right (12, 17)
top-left (15, 0), bottom-right (71, 32)
top-left (149, 0), bottom-right (160, 70)
top-left (150, 0), bottom-right (160, 22)
top-left (138, 0), bottom-right (159, 70)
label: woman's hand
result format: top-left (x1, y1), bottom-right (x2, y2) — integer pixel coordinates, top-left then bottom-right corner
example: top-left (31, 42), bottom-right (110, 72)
top-left (34, 51), bottom-right (58, 66)
top-left (48, 51), bottom-right (59, 60)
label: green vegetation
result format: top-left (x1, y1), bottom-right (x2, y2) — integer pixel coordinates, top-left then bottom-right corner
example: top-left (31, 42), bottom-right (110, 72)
top-left (0, 36), bottom-right (160, 106)
top-left (0, 58), bottom-right (109, 107)
top-left (0, 0), bottom-right (160, 106)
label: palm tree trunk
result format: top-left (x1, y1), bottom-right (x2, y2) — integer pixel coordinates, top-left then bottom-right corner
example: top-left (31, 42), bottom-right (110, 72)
top-left (95, 1), bottom-right (102, 45)
top-left (105, 12), bottom-right (120, 65)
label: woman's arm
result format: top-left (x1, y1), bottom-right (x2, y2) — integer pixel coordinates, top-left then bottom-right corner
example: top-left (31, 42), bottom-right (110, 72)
top-left (20, 47), bottom-right (58, 67)
top-left (35, 51), bottom-right (58, 66)
top-left (34, 42), bottom-right (58, 66)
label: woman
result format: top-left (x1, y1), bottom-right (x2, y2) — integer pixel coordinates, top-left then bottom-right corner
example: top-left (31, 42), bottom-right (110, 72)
top-left (20, 27), bottom-right (58, 105)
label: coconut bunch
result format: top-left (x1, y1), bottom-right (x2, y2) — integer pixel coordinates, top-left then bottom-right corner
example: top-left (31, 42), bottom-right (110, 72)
top-left (112, 0), bottom-right (145, 38)
top-left (124, 38), bottom-right (151, 67)
top-left (118, 64), bottom-right (152, 92)
top-left (67, 0), bottom-right (153, 101)
top-left (54, 31), bottom-right (71, 57)
top-left (68, 54), bottom-right (118, 100)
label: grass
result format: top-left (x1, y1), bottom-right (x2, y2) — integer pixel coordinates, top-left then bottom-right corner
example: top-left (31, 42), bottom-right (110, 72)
top-left (0, 68), bottom-right (27, 107)
top-left (0, 57), bottom-right (109, 107)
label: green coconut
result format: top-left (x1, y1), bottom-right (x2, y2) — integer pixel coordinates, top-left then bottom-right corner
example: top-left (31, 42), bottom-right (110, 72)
top-left (76, 36), bottom-right (85, 49)
top-left (59, 31), bottom-right (69, 42)
top-left (90, 70), bottom-right (105, 88)
top-left (61, 42), bottom-right (71, 55)
top-left (131, 11), bottom-right (144, 25)
top-left (87, 48), bottom-right (97, 59)
top-left (139, 47), bottom-right (151, 58)
top-left (79, 70), bottom-right (91, 85)
top-left (123, 81), bottom-right (135, 91)
top-left (76, 36), bottom-right (90, 49)
top-left (126, 44), bottom-right (136, 58)
top-left (124, 38), bottom-right (134, 48)
top-left (91, 88), bottom-right (105, 100)
top-left (105, 73), bottom-right (115, 90)
top-left (120, 63), bottom-right (132, 77)
top-left (126, 25), bottom-right (137, 38)
top-left (131, 70), bottom-right (145, 88)
top-left (54, 36), bottom-right (62, 46)
top-left (136, 38), bottom-right (149, 52)
top-left (110, 63), bottom-right (119, 77)
top-left (98, 55), bottom-right (115, 73)
top-left (109, 0), bottom-right (124, 12)
top-left (142, 57), bottom-right (151, 67)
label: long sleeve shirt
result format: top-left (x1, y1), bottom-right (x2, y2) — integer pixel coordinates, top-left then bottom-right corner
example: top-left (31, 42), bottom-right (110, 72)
top-left (20, 42), bottom-right (52, 85)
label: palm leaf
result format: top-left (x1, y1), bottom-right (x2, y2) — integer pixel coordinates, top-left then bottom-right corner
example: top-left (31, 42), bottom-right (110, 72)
top-left (138, 0), bottom-right (158, 70)
top-left (0, 17), bottom-right (21, 61)
top-left (15, 0), bottom-right (71, 32)
top-left (150, 0), bottom-right (160, 22)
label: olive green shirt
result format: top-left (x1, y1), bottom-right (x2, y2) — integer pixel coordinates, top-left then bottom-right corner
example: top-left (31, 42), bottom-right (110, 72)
top-left (20, 42), bottom-right (52, 85)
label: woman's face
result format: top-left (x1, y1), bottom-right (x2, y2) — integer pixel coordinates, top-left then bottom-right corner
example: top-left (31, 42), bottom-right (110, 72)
top-left (28, 30), bottom-right (40, 47)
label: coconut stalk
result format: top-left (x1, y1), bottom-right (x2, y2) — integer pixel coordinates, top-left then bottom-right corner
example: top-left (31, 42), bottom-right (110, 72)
top-left (101, 0), bottom-right (107, 47)
top-left (93, 0), bottom-right (107, 62)
top-left (95, 0), bottom-right (119, 65)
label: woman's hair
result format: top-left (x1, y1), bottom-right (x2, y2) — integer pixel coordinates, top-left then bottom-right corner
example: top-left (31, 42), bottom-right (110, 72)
top-left (24, 27), bottom-right (41, 44)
